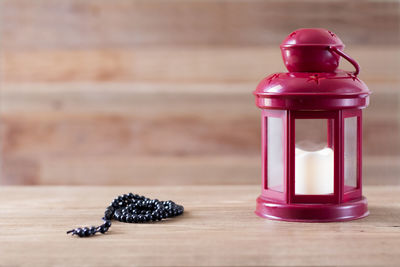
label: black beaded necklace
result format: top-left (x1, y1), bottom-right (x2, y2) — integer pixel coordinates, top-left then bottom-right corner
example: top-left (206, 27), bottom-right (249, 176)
top-left (67, 193), bottom-right (184, 237)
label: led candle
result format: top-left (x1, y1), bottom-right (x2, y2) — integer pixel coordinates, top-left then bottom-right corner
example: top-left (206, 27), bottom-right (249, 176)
top-left (295, 147), bottom-right (334, 195)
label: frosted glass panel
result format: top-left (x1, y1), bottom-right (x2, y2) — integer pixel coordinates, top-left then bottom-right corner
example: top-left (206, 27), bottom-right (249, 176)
top-left (295, 119), bottom-right (334, 195)
top-left (344, 117), bottom-right (358, 191)
top-left (267, 117), bottom-right (284, 192)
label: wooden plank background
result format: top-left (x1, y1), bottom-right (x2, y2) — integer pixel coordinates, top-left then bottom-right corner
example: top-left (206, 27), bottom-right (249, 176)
top-left (1, 0), bottom-right (399, 185)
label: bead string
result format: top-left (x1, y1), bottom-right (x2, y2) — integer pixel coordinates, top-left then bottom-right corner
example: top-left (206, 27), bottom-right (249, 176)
top-left (67, 193), bottom-right (184, 237)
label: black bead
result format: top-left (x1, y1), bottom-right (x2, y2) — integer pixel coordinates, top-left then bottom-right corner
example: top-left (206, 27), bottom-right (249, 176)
top-left (89, 226), bottom-right (96, 235)
top-left (82, 227), bottom-right (90, 237)
top-left (104, 211), bottom-right (112, 219)
top-left (74, 228), bottom-right (82, 236)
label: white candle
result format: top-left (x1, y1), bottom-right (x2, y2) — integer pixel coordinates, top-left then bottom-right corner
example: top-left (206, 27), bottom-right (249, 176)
top-left (295, 147), bottom-right (334, 195)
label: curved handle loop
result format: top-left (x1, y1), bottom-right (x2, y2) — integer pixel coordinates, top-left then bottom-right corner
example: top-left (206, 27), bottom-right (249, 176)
top-left (329, 46), bottom-right (360, 76)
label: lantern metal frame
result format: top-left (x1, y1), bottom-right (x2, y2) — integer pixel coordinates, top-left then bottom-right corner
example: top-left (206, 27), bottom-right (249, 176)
top-left (254, 28), bottom-right (370, 222)
top-left (256, 106), bottom-right (368, 222)
top-left (261, 109), bottom-right (363, 204)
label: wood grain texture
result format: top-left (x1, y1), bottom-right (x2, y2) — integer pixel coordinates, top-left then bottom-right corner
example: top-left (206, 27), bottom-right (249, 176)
top-left (1, 0), bottom-right (400, 185)
top-left (1, 82), bottom-right (398, 117)
top-left (1, 82), bottom-right (399, 185)
top-left (2, 46), bottom-right (400, 83)
top-left (2, 155), bottom-right (399, 186)
top-left (2, 0), bottom-right (399, 49)
top-left (0, 185), bottom-right (399, 267)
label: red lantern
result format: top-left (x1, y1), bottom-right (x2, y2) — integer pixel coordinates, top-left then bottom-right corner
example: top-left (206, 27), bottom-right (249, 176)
top-left (254, 28), bottom-right (371, 222)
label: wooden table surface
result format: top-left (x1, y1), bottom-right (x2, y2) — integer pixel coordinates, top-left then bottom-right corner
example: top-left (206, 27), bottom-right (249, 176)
top-left (1, 185), bottom-right (400, 267)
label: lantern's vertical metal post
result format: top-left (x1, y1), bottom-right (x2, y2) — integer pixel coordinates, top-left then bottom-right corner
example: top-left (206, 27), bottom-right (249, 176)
top-left (338, 110), bottom-right (344, 204)
top-left (327, 119), bottom-right (334, 148)
top-left (285, 110), bottom-right (290, 204)
top-left (261, 110), bottom-right (266, 191)
top-left (287, 110), bottom-right (293, 204)
top-left (358, 111), bottom-right (363, 199)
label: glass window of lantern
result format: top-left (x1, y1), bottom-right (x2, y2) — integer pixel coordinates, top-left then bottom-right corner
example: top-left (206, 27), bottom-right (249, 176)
top-left (295, 119), bottom-right (334, 195)
top-left (266, 115), bottom-right (285, 192)
top-left (344, 117), bottom-right (358, 191)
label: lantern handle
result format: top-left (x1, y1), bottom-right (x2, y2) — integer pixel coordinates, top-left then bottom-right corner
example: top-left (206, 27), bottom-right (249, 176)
top-left (329, 46), bottom-right (360, 76)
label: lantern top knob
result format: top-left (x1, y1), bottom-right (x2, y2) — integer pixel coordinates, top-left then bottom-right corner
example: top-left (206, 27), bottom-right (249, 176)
top-left (281, 28), bottom-right (344, 48)
top-left (280, 28), bottom-right (361, 74)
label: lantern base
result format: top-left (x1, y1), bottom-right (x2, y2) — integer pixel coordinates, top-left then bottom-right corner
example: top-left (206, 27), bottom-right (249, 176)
top-left (255, 196), bottom-right (368, 222)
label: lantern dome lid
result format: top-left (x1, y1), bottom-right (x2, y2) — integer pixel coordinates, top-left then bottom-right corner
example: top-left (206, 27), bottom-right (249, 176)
top-left (254, 71), bottom-right (371, 110)
top-left (255, 28), bottom-right (370, 110)
top-left (281, 28), bottom-right (344, 48)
